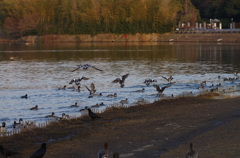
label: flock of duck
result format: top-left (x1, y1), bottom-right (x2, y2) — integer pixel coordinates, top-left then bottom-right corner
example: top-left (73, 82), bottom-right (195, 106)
top-left (1, 63), bottom-right (240, 158)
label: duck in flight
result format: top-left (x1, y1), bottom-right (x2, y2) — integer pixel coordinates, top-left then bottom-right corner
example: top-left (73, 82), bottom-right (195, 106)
top-left (162, 76), bottom-right (174, 83)
top-left (69, 76), bottom-right (89, 85)
top-left (85, 83), bottom-right (96, 98)
top-left (71, 64), bottom-right (103, 72)
top-left (153, 84), bottom-right (171, 94)
top-left (144, 79), bottom-right (157, 86)
top-left (112, 73), bottom-right (129, 88)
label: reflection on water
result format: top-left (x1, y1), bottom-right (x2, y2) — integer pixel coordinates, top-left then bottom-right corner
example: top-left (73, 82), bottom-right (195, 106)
top-left (0, 42), bottom-right (240, 131)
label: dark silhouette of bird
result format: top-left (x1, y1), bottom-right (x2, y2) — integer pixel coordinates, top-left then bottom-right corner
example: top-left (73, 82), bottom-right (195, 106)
top-left (112, 73), bottom-right (129, 88)
top-left (153, 84), bottom-right (171, 93)
top-left (1, 122), bottom-right (6, 133)
top-left (162, 76), bottom-right (174, 83)
top-left (120, 98), bottom-right (128, 105)
top-left (98, 143), bottom-right (110, 158)
top-left (45, 112), bottom-right (55, 118)
top-left (30, 105), bottom-right (38, 110)
top-left (21, 94), bottom-right (28, 99)
top-left (58, 85), bottom-right (66, 90)
top-left (87, 108), bottom-right (101, 120)
top-left (135, 88), bottom-right (145, 92)
top-left (71, 64), bottom-right (103, 72)
top-left (107, 93), bottom-right (117, 97)
top-left (85, 83), bottom-right (96, 97)
top-left (113, 152), bottom-right (120, 158)
top-left (29, 143), bottom-right (47, 158)
top-left (0, 145), bottom-right (21, 158)
top-left (70, 102), bottom-right (79, 107)
top-left (13, 118), bottom-right (23, 128)
top-left (144, 79), bottom-right (157, 86)
top-left (185, 143), bottom-right (198, 158)
top-left (69, 76), bottom-right (89, 85)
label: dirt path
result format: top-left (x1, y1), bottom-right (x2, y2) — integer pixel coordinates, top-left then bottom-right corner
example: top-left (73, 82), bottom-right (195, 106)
top-left (1, 95), bottom-right (240, 158)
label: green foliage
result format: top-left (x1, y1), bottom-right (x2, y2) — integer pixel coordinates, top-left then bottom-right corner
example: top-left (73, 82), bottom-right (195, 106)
top-left (191, 0), bottom-right (240, 21)
top-left (0, 0), bottom-right (200, 37)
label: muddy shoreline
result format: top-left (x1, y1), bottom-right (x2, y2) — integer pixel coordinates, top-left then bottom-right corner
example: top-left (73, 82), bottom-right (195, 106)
top-left (0, 94), bottom-right (240, 158)
top-left (1, 33), bottom-right (240, 43)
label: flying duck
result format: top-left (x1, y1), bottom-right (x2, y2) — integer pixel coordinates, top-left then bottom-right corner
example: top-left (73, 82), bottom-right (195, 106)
top-left (162, 76), bottom-right (174, 83)
top-left (144, 79), bottom-right (157, 85)
top-left (29, 143), bottom-right (47, 158)
top-left (112, 73), bottom-right (129, 88)
top-left (71, 64), bottom-right (103, 72)
top-left (85, 83), bottom-right (96, 98)
top-left (153, 84), bottom-right (171, 94)
top-left (69, 76), bottom-right (89, 85)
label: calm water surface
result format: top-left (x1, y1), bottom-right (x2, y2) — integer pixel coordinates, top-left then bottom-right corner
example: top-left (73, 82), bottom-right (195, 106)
top-left (0, 42), bottom-right (240, 131)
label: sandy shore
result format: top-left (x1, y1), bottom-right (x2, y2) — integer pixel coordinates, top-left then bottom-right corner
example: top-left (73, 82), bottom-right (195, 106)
top-left (1, 94), bottom-right (240, 158)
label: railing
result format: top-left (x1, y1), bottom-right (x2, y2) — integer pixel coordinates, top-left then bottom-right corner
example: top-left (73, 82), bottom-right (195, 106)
top-left (174, 29), bottom-right (240, 34)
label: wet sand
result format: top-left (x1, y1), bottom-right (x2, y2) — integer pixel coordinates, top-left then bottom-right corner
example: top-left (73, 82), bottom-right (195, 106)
top-left (1, 94), bottom-right (240, 158)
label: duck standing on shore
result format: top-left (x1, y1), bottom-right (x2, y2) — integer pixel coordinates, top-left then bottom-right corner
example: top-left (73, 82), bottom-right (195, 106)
top-left (29, 143), bottom-right (47, 158)
top-left (112, 73), bottom-right (129, 88)
top-left (185, 143), bottom-right (198, 158)
top-left (98, 143), bottom-right (110, 158)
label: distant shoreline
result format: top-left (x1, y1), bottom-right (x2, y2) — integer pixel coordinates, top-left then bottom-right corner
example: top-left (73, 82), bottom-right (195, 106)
top-left (0, 32), bottom-right (240, 43)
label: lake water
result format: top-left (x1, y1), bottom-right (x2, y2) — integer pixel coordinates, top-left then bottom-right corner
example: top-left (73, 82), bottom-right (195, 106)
top-left (0, 42), bottom-right (240, 131)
